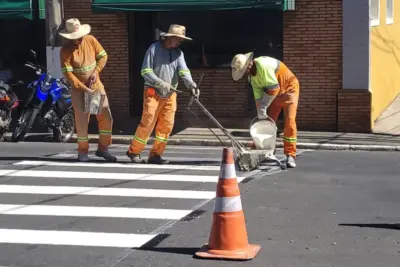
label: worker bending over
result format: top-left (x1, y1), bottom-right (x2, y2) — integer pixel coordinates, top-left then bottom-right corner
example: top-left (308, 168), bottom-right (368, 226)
top-left (126, 24), bottom-right (199, 164)
top-left (59, 18), bottom-right (116, 162)
top-left (231, 52), bottom-right (299, 168)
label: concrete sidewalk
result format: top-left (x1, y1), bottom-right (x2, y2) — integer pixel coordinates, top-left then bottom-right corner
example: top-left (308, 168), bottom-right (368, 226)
top-left (79, 123), bottom-right (400, 152)
top-left (20, 115), bottom-right (400, 151)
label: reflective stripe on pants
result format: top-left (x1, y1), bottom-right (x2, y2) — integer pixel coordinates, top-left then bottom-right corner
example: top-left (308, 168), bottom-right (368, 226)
top-left (128, 88), bottom-right (177, 156)
top-left (267, 80), bottom-right (299, 158)
top-left (74, 106), bottom-right (113, 153)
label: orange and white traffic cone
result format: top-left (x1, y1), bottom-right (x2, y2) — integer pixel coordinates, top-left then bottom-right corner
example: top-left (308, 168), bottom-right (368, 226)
top-left (195, 147), bottom-right (261, 260)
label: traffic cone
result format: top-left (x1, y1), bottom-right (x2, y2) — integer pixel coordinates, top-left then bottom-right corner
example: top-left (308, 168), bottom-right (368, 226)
top-left (195, 147), bottom-right (261, 260)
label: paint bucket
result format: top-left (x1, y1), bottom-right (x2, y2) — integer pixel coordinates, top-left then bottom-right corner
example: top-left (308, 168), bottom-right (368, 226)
top-left (249, 117), bottom-right (277, 151)
top-left (84, 92), bottom-right (105, 115)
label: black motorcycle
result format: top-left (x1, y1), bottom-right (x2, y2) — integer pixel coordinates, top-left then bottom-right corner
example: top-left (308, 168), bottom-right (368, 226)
top-left (11, 50), bottom-right (75, 143)
top-left (0, 80), bottom-right (24, 141)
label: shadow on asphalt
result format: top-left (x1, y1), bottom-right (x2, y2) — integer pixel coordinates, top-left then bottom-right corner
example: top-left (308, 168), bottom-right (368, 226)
top-left (137, 233), bottom-right (251, 260)
top-left (339, 223), bottom-right (400, 230)
top-left (164, 161), bottom-right (220, 165)
top-left (138, 243), bottom-right (251, 261)
top-left (138, 246), bottom-right (199, 256)
top-left (139, 233), bottom-right (202, 257)
top-left (138, 234), bottom-right (201, 256)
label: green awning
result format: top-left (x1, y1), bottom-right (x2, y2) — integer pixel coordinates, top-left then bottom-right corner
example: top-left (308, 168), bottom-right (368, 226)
top-left (38, 0), bottom-right (44, 19)
top-left (92, 0), bottom-right (293, 12)
top-left (0, 0), bottom-right (45, 19)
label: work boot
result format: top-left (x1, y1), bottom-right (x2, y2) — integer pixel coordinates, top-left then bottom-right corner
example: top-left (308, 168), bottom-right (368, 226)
top-left (95, 149), bottom-right (117, 162)
top-left (126, 152), bottom-right (144, 163)
top-left (286, 155), bottom-right (296, 168)
top-left (77, 153), bottom-right (90, 162)
top-left (147, 155), bottom-right (169, 164)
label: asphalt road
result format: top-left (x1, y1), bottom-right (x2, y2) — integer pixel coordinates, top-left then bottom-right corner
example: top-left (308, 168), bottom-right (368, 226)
top-left (0, 142), bottom-right (291, 267)
top-left (0, 143), bottom-right (399, 267)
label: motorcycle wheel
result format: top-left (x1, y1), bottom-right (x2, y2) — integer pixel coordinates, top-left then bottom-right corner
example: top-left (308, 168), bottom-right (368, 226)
top-left (53, 108), bottom-right (75, 143)
top-left (11, 108), bottom-right (38, 142)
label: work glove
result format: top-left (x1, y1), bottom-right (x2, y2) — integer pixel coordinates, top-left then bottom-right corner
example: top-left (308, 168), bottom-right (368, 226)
top-left (257, 110), bottom-right (268, 120)
top-left (191, 87), bottom-right (200, 99)
top-left (157, 81), bottom-right (172, 95)
top-left (190, 84), bottom-right (200, 99)
top-left (256, 93), bottom-right (276, 120)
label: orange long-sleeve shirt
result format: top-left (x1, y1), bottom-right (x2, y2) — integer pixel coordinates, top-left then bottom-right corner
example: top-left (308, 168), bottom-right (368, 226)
top-left (60, 35), bottom-right (107, 92)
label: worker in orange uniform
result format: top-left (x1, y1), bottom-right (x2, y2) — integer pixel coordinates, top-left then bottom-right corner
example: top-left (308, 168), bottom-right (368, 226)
top-left (230, 52), bottom-right (299, 168)
top-left (59, 18), bottom-right (116, 162)
top-left (126, 24), bottom-right (199, 164)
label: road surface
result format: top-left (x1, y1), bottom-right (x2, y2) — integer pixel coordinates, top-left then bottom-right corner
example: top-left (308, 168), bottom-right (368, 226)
top-left (0, 143), bottom-right (398, 267)
top-left (0, 142), bottom-right (292, 267)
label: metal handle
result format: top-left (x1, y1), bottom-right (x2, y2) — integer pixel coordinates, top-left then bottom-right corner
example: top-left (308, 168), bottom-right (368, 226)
top-left (250, 116), bottom-right (276, 128)
top-left (188, 73), bottom-right (204, 109)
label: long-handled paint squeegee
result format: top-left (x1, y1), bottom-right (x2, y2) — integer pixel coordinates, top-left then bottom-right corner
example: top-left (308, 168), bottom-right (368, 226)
top-left (172, 74), bottom-right (286, 171)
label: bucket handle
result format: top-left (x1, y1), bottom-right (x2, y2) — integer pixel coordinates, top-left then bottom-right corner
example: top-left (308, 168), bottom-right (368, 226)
top-left (250, 116), bottom-right (276, 129)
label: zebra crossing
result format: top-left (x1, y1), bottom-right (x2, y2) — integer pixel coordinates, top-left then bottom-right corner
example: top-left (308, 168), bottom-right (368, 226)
top-left (0, 145), bottom-right (275, 251)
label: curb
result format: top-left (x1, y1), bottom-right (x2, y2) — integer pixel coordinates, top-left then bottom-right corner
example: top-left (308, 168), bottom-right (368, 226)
top-left (70, 136), bottom-right (400, 152)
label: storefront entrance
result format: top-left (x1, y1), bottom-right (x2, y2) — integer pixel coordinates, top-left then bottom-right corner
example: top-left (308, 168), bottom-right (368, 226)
top-left (128, 8), bottom-right (283, 117)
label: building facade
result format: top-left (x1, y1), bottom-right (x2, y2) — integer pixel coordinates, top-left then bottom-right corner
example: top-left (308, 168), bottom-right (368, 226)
top-left (57, 0), bottom-right (398, 133)
top-left (368, 0), bottom-right (399, 130)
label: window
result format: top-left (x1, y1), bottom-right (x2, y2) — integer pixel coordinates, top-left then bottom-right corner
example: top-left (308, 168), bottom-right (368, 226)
top-left (153, 9), bottom-right (283, 68)
top-left (370, 0), bottom-right (380, 26)
top-left (387, 0), bottom-right (394, 24)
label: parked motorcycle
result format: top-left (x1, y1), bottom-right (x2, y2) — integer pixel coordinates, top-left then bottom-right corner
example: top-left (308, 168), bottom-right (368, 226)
top-left (11, 50), bottom-right (75, 143)
top-left (0, 80), bottom-right (24, 141)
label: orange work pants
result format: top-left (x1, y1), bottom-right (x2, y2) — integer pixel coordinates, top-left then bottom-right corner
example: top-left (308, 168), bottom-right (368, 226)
top-left (128, 88), bottom-right (177, 157)
top-left (267, 80), bottom-right (299, 158)
top-left (74, 106), bottom-right (113, 154)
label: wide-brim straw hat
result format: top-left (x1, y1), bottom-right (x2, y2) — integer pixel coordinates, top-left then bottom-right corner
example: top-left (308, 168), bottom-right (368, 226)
top-left (59, 18), bottom-right (91, 40)
top-left (160, 24), bottom-right (192, 41)
top-left (231, 52), bottom-right (254, 81)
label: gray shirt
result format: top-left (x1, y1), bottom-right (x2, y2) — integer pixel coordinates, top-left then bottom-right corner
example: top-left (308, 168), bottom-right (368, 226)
top-left (141, 41), bottom-right (196, 98)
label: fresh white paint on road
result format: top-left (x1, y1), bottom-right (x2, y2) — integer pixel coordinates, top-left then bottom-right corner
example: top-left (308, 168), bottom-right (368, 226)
top-left (0, 169), bottom-right (246, 183)
top-left (0, 229), bottom-right (155, 248)
top-left (13, 160), bottom-right (222, 171)
top-left (0, 204), bottom-right (192, 220)
top-left (0, 184), bottom-right (216, 199)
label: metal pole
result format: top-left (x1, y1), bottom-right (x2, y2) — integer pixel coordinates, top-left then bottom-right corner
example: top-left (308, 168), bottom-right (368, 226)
top-left (46, 0), bottom-right (64, 78)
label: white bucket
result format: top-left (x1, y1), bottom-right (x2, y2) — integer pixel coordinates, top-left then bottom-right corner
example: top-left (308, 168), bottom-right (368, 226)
top-left (249, 118), bottom-right (277, 151)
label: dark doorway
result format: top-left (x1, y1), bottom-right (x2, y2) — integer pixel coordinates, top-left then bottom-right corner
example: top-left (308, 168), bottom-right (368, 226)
top-left (128, 12), bottom-right (157, 117)
top-left (0, 18), bottom-right (46, 102)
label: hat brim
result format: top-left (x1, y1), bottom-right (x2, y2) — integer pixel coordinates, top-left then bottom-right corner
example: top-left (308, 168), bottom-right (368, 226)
top-left (160, 32), bottom-right (193, 41)
top-left (232, 52), bottom-right (254, 81)
top-left (59, 24), bottom-right (91, 40)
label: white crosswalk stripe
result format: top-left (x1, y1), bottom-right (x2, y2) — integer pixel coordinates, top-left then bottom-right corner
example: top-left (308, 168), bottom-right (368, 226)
top-left (0, 169), bottom-right (242, 183)
top-left (0, 184), bottom-right (216, 199)
top-left (0, 229), bottom-right (156, 248)
top-left (0, 148), bottom-right (268, 249)
top-left (13, 160), bottom-right (222, 171)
